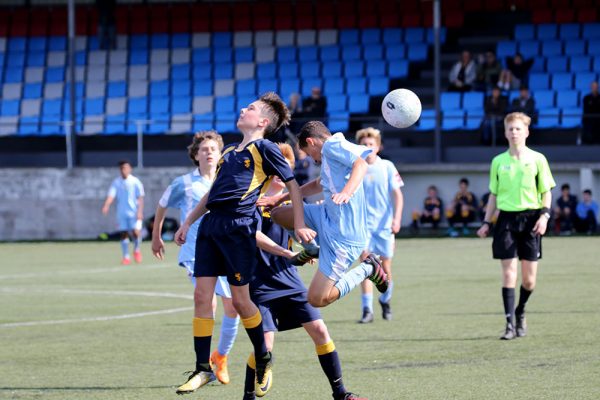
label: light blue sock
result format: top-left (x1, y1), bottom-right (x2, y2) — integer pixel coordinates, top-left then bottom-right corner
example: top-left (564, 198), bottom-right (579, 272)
top-left (286, 229), bottom-right (319, 254)
top-left (120, 239), bottom-right (130, 258)
top-left (361, 293), bottom-right (373, 313)
top-left (379, 280), bottom-right (394, 304)
top-left (134, 235), bottom-right (142, 251)
top-left (334, 262), bottom-right (372, 299)
top-left (217, 315), bottom-right (239, 356)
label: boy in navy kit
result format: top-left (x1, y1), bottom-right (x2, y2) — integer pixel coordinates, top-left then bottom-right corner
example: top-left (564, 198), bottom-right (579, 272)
top-left (173, 93), bottom-right (315, 396)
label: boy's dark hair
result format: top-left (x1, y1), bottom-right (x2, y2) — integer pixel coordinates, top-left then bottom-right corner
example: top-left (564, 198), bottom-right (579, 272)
top-left (187, 131), bottom-right (224, 166)
top-left (259, 92), bottom-right (291, 136)
top-left (297, 120), bottom-right (331, 148)
top-left (427, 185), bottom-right (438, 193)
top-left (460, 177), bottom-right (469, 186)
top-left (118, 160), bottom-right (131, 167)
top-left (561, 183), bottom-right (570, 191)
top-left (583, 189), bottom-right (592, 195)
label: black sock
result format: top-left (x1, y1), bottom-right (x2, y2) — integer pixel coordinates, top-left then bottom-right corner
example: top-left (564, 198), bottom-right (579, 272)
top-left (242, 311), bottom-right (268, 358)
top-left (501, 287), bottom-right (515, 326)
top-left (244, 354), bottom-right (256, 398)
top-left (192, 318), bottom-right (214, 371)
top-left (317, 342), bottom-right (346, 398)
top-left (515, 285), bottom-right (533, 316)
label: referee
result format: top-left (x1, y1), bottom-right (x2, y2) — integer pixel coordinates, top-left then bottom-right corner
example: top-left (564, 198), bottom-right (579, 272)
top-left (477, 112), bottom-right (556, 340)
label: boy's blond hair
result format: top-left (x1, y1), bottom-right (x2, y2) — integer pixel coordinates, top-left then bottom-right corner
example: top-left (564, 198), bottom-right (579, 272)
top-left (277, 143), bottom-right (295, 169)
top-left (187, 131), bottom-right (224, 166)
top-left (355, 127), bottom-right (382, 146)
top-left (504, 112), bottom-right (531, 130)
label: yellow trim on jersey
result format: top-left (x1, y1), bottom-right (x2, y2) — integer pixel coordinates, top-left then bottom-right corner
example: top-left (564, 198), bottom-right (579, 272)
top-left (193, 317), bottom-right (215, 337)
top-left (241, 143), bottom-right (268, 200)
top-left (214, 146), bottom-right (236, 178)
top-left (247, 353), bottom-right (256, 369)
top-left (316, 340), bottom-right (336, 355)
top-left (242, 310), bottom-right (263, 329)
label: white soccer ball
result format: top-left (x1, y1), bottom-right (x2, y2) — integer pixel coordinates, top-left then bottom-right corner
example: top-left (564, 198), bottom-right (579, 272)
top-left (381, 89), bottom-right (422, 128)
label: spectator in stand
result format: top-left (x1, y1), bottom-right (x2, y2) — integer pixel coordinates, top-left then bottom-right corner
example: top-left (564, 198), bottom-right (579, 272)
top-left (498, 53), bottom-right (534, 90)
top-left (448, 50), bottom-right (477, 92)
top-left (302, 87), bottom-right (327, 120)
top-left (476, 51), bottom-right (503, 91)
top-left (96, 0), bottom-right (117, 50)
top-left (446, 178), bottom-right (478, 237)
top-left (553, 183), bottom-right (578, 235)
top-left (574, 189), bottom-right (598, 234)
top-left (411, 185), bottom-right (443, 231)
top-left (510, 86), bottom-right (536, 122)
top-left (288, 92), bottom-right (304, 134)
top-left (482, 86), bottom-right (508, 145)
top-left (582, 81), bottom-right (600, 144)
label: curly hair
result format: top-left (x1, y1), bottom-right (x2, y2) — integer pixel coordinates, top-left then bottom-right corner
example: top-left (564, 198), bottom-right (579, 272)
top-left (259, 92), bottom-right (291, 136)
top-left (277, 142), bottom-right (295, 169)
top-left (355, 127), bottom-right (381, 146)
top-left (187, 131), bottom-right (224, 166)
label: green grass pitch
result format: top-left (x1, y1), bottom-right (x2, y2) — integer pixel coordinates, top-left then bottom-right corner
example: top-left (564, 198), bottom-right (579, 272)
top-left (1, 238), bottom-right (599, 400)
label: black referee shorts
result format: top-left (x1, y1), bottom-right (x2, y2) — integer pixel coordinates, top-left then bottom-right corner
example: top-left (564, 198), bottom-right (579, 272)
top-left (492, 210), bottom-right (542, 261)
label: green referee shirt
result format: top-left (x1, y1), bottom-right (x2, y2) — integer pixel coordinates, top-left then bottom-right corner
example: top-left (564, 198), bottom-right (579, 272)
top-left (489, 148), bottom-right (556, 212)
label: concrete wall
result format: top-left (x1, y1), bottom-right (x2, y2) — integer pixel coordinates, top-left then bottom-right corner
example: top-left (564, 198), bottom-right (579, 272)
top-left (1, 164), bottom-right (599, 240)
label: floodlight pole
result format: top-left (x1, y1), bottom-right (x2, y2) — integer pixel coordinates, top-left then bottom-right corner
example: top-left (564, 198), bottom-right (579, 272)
top-left (66, 0), bottom-right (76, 168)
top-left (136, 120), bottom-right (152, 168)
top-left (433, 0), bottom-right (442, 163)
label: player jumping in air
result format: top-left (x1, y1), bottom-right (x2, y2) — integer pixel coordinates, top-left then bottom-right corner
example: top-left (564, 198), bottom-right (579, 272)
top-left (173, 93), bottom-right (315, 396)
top-left (151, 131), bottom-right (239, 385)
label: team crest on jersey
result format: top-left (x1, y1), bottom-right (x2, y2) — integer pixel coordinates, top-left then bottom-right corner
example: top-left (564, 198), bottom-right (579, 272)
top-left (244, 159), bottom-right (251, 168)
top-left (234, 272), bottom-right (242, 282)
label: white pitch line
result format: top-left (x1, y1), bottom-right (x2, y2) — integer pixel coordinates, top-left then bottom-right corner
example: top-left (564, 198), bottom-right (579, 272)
top-left (0, 306), bottom-right (193, 328)
top-left (0, 263), bottom-right (168, 280)
top-left (0, 287), bottom-right (194, 300)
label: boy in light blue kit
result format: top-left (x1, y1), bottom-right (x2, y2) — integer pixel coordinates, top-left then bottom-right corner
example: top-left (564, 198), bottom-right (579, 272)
top-left (260, 121), bottom-right (389, 308)
top-left (102, 160), bottom-right (145, 265)
top-left (355, 128), bottom-right (404, 323)
top-left (151, 131), bottom-right (238, 385)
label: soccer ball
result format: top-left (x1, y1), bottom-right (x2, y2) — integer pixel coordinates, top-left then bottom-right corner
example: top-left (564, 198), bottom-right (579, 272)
top-left (381, 89), bottom-right (422, 129)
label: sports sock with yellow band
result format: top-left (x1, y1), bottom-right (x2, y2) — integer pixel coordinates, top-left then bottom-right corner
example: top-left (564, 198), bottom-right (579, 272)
top-left (316, 340), bottom-right (346, 398)
top-left (193, 317), bottom-right (214, 371)
top-left (242, 311), bottom-right (268, 358)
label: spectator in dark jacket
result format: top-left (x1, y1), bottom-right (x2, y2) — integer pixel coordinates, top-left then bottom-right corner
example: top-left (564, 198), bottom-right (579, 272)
top-left (498, 53), bottom-right (534, 90)
top-left (481, 86), bottom-right (508, 145)
top-left (302, 87), bottom-right (327, 120)
top-left (510, 86), bottom-right (536, 122)
top-left (582, 81), bottom-right (600, 144)
top-left (476, 51), bottom-right (503, 91)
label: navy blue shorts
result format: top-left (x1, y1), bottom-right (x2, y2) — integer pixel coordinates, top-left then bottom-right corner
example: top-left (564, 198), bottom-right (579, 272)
top-left (258, 292), bottom-right (322, 332)
top-left (194, 212), bottom-right (258, 286)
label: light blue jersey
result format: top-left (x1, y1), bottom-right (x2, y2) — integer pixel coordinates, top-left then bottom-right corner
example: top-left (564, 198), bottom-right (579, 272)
top-left (364, 157), bottom-right (404, 233)
top-left (319, 132), bottom-right (372, 246)
top-left (108, 175), bottom-right (144, 230)
top-left (159, 169), bottom-right (212, 265)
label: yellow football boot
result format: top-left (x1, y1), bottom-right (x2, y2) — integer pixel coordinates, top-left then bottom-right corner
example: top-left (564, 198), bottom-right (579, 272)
top-left (175, 370), bottom-right (215, 395)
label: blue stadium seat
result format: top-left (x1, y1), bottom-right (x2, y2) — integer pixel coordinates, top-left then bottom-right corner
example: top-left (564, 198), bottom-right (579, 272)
top-left (546, 56), bottom-right (568, 72)
top-left (48, 37), bottom-right (66, 51)
top-left (172, 96), bottom-right (191, 114)
top-left (300, 62), bottom-right (320, 78)
top-left (18, 116), bottom-right (40, 136)
top-left (533, 90), bottom-right (555, 108)
top-left (279, 79), bottom-right (300, 99)
top-left (529, 73), bottom-right (550, 90)
top-left (339, 29), bottom-right (360, 45)
top-left (348, 96), bottom-right (369, 113)
top-left (441, 92), bottom-right (461, 110)
top-left (4, 67), bottom-right (23, 83)
top-left (462, 92), bottom-right (484, 110)
top-left (361, 28), bottom-right (381, 44)
top-left (465, 109), bottom-right (484, 130)
top-left (537, 24), bottom-right (557, 40)
top-left (193, 48), bottom-right (211, 63)
top-left (519, 40), bottom-right (540, 58)
top-left (541, 40), bottom-right (562, 57)
top-left (574, 72), bottom-right (597, 90)
top-left (151, 34), bottom-right (169, 49)
top-left (193, 113), bottom-right (215, 132)
top-left (7, 52), bottom-right (25, 68)
top-left (85, 98), bottom-right (104, 116)
top-left (193, 79), bottom-right (213, 96)
top-left (497, 41), bottom-right (517, 59)
top-left (147, 114), bottom-right (170, 134)
top-left (63, 82), bottom-right (84, 98)
top-left (213, 48), bottom-right (233, 63)
top-left (1, 99), bottom-right (20, 116)
top-left (236, 95), bottom-right (255, 112)
top-left (301, 79), bottom-right (323, 96)
top-left (388, 60), bottom-right (409, 78)
top-left (563, 39), bottom-right (585, 56)
top-left (364, 44), bottom-right (384, 60)
top-left (128, 97), bottom-right (148, 114)
top-left (416, 109), bottom-right (435, 131)
top-left (234, 47), bottom-right (253, 63)
top-left (62, 98), bottom-right (83, 118)
top-left (561, 107), bottom-right (582, 128)
top-left (257, 63), bottom-right (277, 79)
top-left (582, 23), bottom-right (600, 39)
top-left (328, 95), bottom-right (348, 112)
top-left (442, 110), bottom-right (464, 130)
top-left (425, 28), bottom-right (447, 44)
top-left (559, 24), bottom-right (580, 40)
top-left (320, 45), bottom-right (340, 62)
top-left (344, 61), bottom-right (364, 77)
top-left (215, 114), bottom-right (236, 133)
top-left (213, 63), bottom-right (233, 79)
top-left (588, 41), bottom-right (600, 56)
top-left (570, 56), bottom-right (591, 72)
top-left (8, 38), bottom-right (27, 52)
top-left (277, 46), bottom-right (297, 62)
top-left (127, 114), bottom-right (149, 135)
top-left (172, 33), bottom-right (191, 48)
top-left (150, 98), bottom-right (170, 114)
top-left (536, 108), bottom-right (560, 128)
top-left (236, 79), bottom-right (256, 95)
top-left (23, 83), bottom-right (42, 99)
top-left (279, 62), bottom-right (298, 78)
top-left (556, 90), bottom-right (579, 108)
top-left (171, 64), bottom-right (191, 81)
top-left (212, 32), bottom-right (232, 47)
top-left (552, 73), bottom-right (573, 90)
top-left (341, 45), bottom-right (361, 61)
top-left (594, 56), bottom-right (600, 72)
top-left (385, 44), bottom-right (406, 61)
top-left (105, 115), bottom-right (125, 134)
top-left (322, 61), bottom-right (342, 78)
top-left (258, 79), bottom-right (278, 95)
top-left (45, 67), bottom-right (65, 83)
top-left (407, 43), bottom-right (428, 61)
top-left (327, 112), bottom-right (349, 132)
top-left (75, 51), bottom-right (86, 65)
top-left (130, 50), bottom-right (149, 65)
top-left (324, 78), bottom-right (345, 95)
top-left (192, 64), bottom-right (212, 80)
top-left (368, 77), bottom-right (389, 95)
top-left (382, 28), bottom-right (403, 44)
top-left (346, 77), bottom-right (366, 94)
top-left (26, 52), bottom-right (45, 67)
top-left (42, 99), bottom-right (62, 116)
top-left (131, 35), bottom-right (149, 48)
top-left (299, 46), bottom-right (318, 61)
top-left (404, 28), bottom-right (425, 43)
top-left (515, 24), bottom-right (535, 40)
top-left (150, 81), bottom-right (169, 96)
top-left (530, 57), bottom-right (546, 73)
top-left (214, 96), bottom-right (235, 113)
top-left (40, 115), bottom-right (63, 135)
top-left (366, 60), bottom-right (386, 77)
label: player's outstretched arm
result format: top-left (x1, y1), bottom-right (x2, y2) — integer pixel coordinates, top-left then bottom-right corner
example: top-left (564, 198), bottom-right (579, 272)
top-left (136, 195), bottom-right (144, 221)
top-left (532, 191), bottom-right (552, 235)
top-left (256, 231), bottom-right (296, 259)
top-left (477, 194), bottom-right (497, 238)
top-left (174, 191), bottom-right (209, 245)
top-left (151, 205), bottom-right (168, 260)
top-left (101, 196), bottom-right (114, 215)
top-left (284, 179), bottom-right (316, 244)
top-left (392, 187), bottom-right (404, 234)
top-left (257, 178), bottom-right (322, 209)
top-left (331, 157), bottom-right (368, 205)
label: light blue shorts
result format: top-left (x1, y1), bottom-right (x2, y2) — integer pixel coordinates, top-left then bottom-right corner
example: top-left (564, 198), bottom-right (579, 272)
top-left (367, 229), bottom-right (395, 259)
top-left (117, 215), bottom-right (141, 232)
top-left (303, 204), bottom-right (363, 282)
top-left (180, 261), bottom-right (232, 298)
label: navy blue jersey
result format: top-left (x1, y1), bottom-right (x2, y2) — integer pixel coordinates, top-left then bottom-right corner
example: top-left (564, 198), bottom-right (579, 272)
top-left (251, 207), bottom-right (307, 305)
top-left (207, 139), bottom-right (295, 216)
